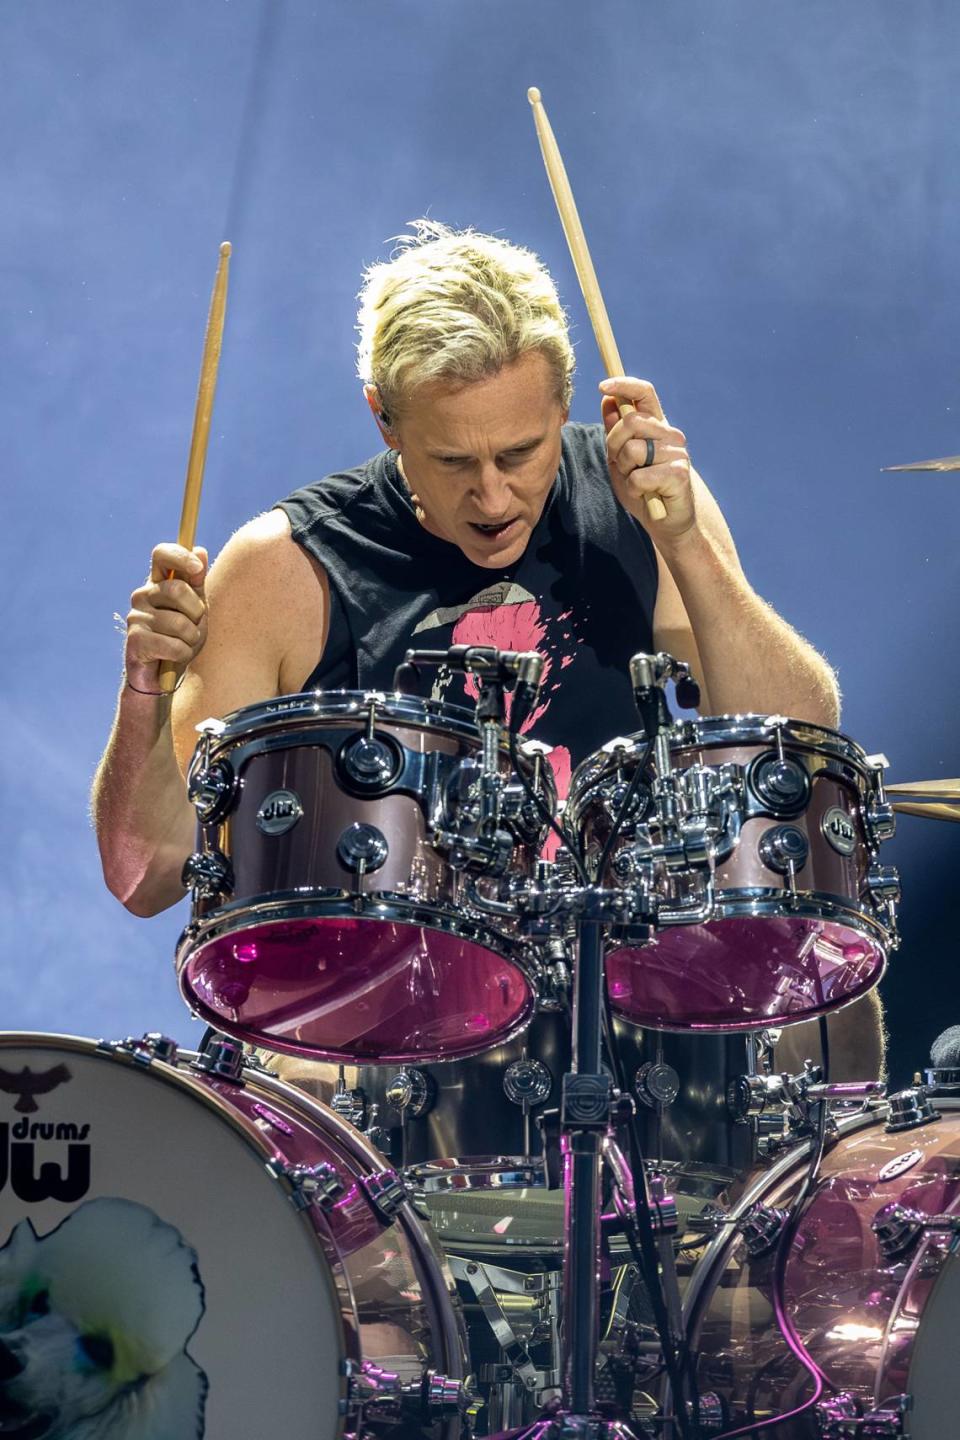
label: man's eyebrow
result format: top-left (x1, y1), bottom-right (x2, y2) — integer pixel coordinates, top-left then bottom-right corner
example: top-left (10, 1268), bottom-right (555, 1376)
top-left (426, 435), bottom-right (546, 460)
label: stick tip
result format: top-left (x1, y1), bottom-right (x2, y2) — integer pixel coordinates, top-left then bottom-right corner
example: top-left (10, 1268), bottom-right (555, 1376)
top-left (527, 87), bottom-right (541, 105)
top-left (219, 240), bottom-right (232, 258)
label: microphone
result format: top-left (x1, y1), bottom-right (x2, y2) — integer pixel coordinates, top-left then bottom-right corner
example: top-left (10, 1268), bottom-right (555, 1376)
top-left (926, 1026), bottom-right (960, 1091)
top-left (509, 651), bottom-right (545, 734)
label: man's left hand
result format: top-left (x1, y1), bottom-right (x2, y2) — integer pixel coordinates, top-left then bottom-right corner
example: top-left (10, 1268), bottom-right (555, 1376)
top-left (600, 376), bottom-right (697, 543)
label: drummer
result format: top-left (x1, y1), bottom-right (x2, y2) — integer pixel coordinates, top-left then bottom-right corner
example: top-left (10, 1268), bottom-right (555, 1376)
top-left (91, 220), bottom-right (880, 1079)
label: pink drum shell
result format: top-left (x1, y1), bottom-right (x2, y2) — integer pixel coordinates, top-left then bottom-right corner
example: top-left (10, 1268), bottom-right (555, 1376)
top-left (177, 693), bottom-right (550, 1062)
top-left (681, 1099), bottom-right (960, 1434)
top-left (571, 717), bottom-right (891, 1031)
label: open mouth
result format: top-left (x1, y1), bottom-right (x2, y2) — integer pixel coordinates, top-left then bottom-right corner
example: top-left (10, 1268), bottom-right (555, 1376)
top-left (469, 518), bottom-right (520, 542)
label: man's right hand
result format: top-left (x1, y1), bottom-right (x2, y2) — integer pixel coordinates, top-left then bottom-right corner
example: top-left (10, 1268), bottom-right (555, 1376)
top-left (124, 543), bottom-right (209, 692)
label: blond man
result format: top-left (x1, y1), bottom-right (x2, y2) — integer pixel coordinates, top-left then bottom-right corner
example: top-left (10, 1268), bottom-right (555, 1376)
top-left (92, 221), bottom-right (879, 1078)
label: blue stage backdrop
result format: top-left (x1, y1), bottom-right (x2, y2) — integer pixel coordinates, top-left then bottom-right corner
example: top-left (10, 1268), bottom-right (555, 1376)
top-left (2, 0), bottom-right (958, 1082)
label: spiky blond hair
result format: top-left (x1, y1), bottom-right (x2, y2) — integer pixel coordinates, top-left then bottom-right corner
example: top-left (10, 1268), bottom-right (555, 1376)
top-left (356, 220), bottom-right (575, 419)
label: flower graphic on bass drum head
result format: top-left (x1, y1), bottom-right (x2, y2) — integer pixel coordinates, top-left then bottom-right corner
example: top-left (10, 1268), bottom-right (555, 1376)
top-left (0, 1197), bottom-right (207, 1438)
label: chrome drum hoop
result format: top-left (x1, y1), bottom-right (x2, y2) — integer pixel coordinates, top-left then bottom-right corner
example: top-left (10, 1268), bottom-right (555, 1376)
top-left (178, 893), bottom-right (534, 970)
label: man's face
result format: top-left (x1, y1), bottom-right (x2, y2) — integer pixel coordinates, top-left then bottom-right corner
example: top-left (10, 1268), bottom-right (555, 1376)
top-left (385, 351), bottom-right (568, 569)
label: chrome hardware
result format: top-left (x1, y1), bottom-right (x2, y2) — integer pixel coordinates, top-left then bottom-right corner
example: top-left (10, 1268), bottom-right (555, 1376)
top-left (816, 1392), bottom-right (910, 1437)
top-left (872, 1202), bottom-right (925, 1260)
top-left (727, 1072), bottom-right (780, 1124)
top-left (748, 751), bottom-right (810, 816)
top-left (361, 1168), bottom-right (407, 1220)
top-left (925, 1063), bottom-right (960, 1094)
top-left (647, 1171), bottom-right (679, 1236)
top-left (450, 1257), bottom-right (546, 1397)
top-left (343, 1360), bottom-right (478, 1424)
top-left (885, 1086), bottom-right (941, 1133)
top-left (865, 799), bottom-right (896, 844)
top-left (330, 1067), bottom-right (367, 1128)
top-left (101, 1032), bottom-right (179, 1066)
top-left (634, 1060), bottom-right (681, 1109)
top-left (336, 822), bottom-right (389, 874)
top-left (503, 1059), bottom-right (552, 1108)
top-left (816, 1392), bottom-right (859, 1437)
top-left (426, 1372), bottom-right (474, 1414)
top-left (181, 849), bottom-right (233, 899)
top-left (337, 733), bottom-right (402, 793)
top-left (759, 823), bottom-right (809, 876)
top-left (866, 862), bottom-right (901, 904)
top-left (384, 1067), bottom-right (434, 1118)
top-left (191, 1032), bottom-right (246, 1082)
top-left (737, 1201), bottom-right (789, 1257)
top-left (873, 1201), bottom-right (960, 1258)
top-left (267, 1159), bottom-right (345, 1211)
top-left (188, 759), bottom-right (236, 825)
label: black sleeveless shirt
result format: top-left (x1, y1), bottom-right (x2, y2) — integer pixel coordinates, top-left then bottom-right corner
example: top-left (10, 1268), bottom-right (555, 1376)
top-left (276, 423), bottom-right (658, 798)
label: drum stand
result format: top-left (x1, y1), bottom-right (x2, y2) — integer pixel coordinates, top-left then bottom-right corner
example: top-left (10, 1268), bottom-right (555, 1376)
top-left (488, 889), bottom-right (694, 1440)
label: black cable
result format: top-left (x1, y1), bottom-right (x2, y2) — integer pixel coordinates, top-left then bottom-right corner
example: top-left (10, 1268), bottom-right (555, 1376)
top-left (508, 727), bottom-right (590, 885)
top-left (596, 740), bottom-right (653, 882)
top-left (602, 985), bottom-right (699, 1440)
top-left (818, 1014), bottom-right (830, 1085)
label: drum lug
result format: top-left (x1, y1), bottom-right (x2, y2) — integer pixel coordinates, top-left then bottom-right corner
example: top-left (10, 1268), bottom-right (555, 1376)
top-left (885, 1086), bottom-right (941, 1133)
top-left (266, 1159), bottom-right (345, 1211)
top-left (361, 1168), bottom-right (408, 1220)
top-left (187, 758), bottom-right (237, 825)
top-left (865, 798), bottom-right (897, 844)
top-left (97, 1032), bottom-right (179, 1066)
top-left (343, 1359), bottom-right (479, 1423)
top-left (190, 1032), bottom-right (246, 1083)
top-left (735, 1201), bottom-right (789, 1257)
top-left (181, 848), bottom-right (234, 900)
top-left (815, 1391), bottom-right (910, 1437)
top-left (872, 1201), bottom-right (926, 1260)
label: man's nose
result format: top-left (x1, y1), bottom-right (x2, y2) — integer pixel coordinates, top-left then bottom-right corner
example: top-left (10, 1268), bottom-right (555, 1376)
top-left (472, 466), bottom-right (512, 518)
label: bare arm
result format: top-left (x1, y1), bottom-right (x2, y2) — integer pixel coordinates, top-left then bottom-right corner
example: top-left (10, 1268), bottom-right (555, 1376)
top-left (601, 379), bottom-right (839, 727)
top-left (773, 990), bottom-right (886, 1083)
top-left (91, 510), bottom-right (326, 916)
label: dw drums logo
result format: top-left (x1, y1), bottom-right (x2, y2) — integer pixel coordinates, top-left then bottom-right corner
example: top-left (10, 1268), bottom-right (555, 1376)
top-left (0, 1065), bottom-right (91, 1203)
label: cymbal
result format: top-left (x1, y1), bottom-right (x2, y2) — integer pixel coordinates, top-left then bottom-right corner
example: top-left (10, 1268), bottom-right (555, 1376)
top-left (886, 779), bottom-right (960, 800)
top-left (883, 455), bottom-right (960, 472)
top-left (892, 800), bottom-right (960, 823)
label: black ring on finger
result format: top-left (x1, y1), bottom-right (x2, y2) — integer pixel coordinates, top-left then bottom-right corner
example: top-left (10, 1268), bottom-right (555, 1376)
top-left (640, 438), bottom-right (656, 469)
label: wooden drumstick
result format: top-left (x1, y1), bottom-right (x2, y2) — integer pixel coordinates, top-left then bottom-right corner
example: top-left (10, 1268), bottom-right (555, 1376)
top-left (158, 240), bottom-right (232, 693)
top-left (527, 88), bottom-right (666, 522)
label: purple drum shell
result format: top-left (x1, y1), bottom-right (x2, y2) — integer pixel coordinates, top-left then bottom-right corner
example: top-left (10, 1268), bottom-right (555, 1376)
top-left (570, 718), bottom-right (891, 1032)
top-left (681, 1101), bottom-right (960, 1435)
top-left (606, 913), bottom-right (886, 1032)
top-left (177, 694), bottom-right (548, 1063)
top-left (180, 914), bottom-right (536, 1062)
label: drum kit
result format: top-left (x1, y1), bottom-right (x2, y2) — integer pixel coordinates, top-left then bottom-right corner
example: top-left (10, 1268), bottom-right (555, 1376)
top-left (13, 642), bottom-right (960, 1439)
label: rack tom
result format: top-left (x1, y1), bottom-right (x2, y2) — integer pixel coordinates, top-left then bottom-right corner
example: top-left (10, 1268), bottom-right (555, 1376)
top-left (176, 692), bottom-right (554, 1064)
top-left (568, 715), bottom-right (898, 1031)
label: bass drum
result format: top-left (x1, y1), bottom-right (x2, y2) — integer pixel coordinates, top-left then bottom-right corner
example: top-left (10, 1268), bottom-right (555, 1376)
top-left (266, 1020), bottom-right (764, 1433)
top-left (0, 1033), bottom-right (471, 1440)
top-left (676, 1098), bottom-right (960, 1437)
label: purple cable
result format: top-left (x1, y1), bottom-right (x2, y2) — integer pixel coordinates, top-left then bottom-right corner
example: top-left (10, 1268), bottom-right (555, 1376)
top-left (708, 1107), bottom-right (833, 1439)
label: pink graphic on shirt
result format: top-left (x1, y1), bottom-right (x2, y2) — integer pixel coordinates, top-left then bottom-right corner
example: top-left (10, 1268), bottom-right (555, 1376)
top-left (451, 600), bottom-right (560, 731)
top-left (447, 598), bottom-right (578, 860)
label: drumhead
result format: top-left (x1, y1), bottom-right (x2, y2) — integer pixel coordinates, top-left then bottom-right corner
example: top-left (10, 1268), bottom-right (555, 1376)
top-left (0, 1034), bottom-right (345, 1438)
